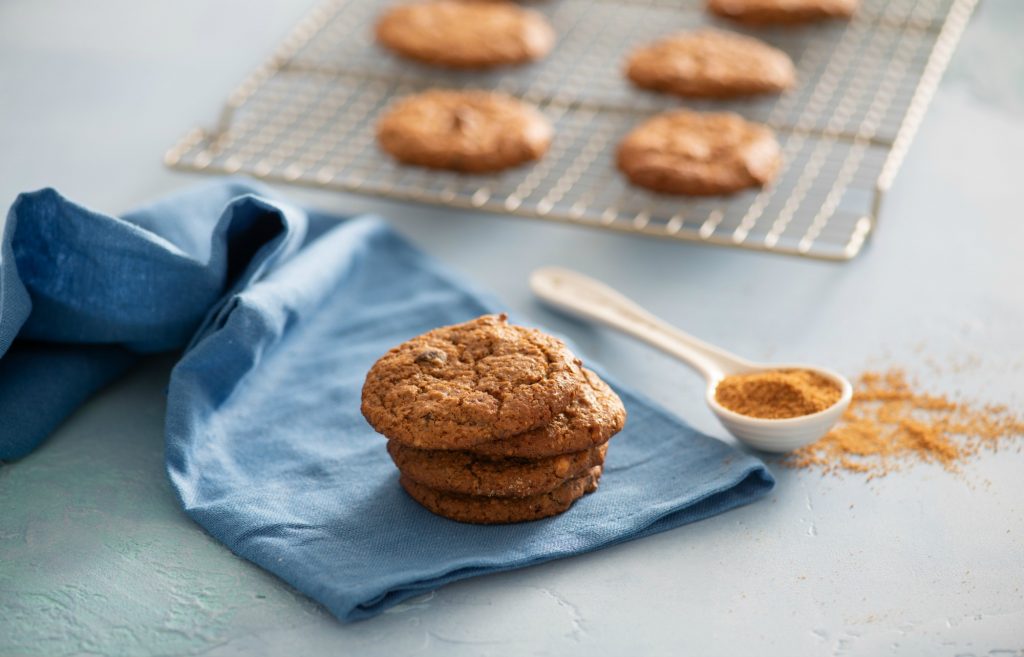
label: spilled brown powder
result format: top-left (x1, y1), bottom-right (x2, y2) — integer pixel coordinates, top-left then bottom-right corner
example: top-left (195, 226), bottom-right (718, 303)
top-left (785, 369), bottom-right (1024, 478)
top-left (714, 369), bottom-right (842, 419)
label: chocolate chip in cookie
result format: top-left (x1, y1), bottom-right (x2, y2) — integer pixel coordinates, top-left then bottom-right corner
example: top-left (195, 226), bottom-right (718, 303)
top-left (414, 349), bottom-right (448, 366)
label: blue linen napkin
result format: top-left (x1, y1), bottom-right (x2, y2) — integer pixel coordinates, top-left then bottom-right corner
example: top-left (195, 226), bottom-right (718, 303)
top-left (1, 181), bottom-right (774, 621)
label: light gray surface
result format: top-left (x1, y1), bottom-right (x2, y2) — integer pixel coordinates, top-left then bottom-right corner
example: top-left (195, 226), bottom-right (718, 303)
top-left (1, 1), bottom-right (1023, 655)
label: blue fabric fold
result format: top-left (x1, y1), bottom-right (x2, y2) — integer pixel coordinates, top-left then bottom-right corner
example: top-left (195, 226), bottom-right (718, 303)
top-left (0, 181), bottom-right (305, 456)
top-left (1, 180), bottom-right (774, 622)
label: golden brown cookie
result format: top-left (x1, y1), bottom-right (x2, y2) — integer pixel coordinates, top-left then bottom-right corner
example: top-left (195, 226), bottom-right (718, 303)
top-left (361, 314), bottom-right (584, 449)
top-left (466, 368), bottom-right (626, 459)
top-left (616, 110), bottom-right (781, 196)
top-left (707, 0), bottom-right (857, 25)
top-left (400, 466), bottom-right (602, 524)
top-left (388, 442), bottom-right (608, 497)
top-left (626, 29), bottom-right (795, 99)
top-left (376, 90), bottom-right (553, 173)
top-left (375, 0), bottom-right (556, 69)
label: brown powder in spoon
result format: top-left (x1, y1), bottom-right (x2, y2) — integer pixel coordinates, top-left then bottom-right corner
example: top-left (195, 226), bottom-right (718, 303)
top-left (785, 369), bottom-right (1024, 478)
top-left (715, 368), bottom-right (842, 419)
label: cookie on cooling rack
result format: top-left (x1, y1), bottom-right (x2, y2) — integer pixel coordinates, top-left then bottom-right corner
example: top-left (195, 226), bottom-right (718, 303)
top-left (626, 29), bottom-right (795, 98)
top-left (375, 0), bottom-right (556, 69)
top-left (376, 90), bottom-right (553, 173)
top-left (707, 0), bottom-right (858, 24)
top-left (616, 110), bottom-right (781, 196)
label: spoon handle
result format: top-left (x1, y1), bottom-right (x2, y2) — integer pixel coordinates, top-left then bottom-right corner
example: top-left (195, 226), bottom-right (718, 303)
top-left (530, 267), bottom-right (751, 382)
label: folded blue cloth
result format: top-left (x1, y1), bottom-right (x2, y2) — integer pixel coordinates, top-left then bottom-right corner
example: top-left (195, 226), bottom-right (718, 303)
top-left (2, 181), bottom-right (774, 621)
top-left (1, 181), bottom-right (307, 458)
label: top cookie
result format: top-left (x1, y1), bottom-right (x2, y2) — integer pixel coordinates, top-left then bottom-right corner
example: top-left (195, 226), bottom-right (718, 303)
top-left (707, 0), bottom-right (858, 25)
top-left (617, 110), bottom-right (781, 196)
top-left (361, 314), bottom-right (585, 449)
top-left (626, 29), bottom-right (795, 99)
top-left (376, 90), bottom-right (553, 172)
top-left (467, 368), bottom-right (626, 458)
top-left (375, 0), bottom-right (556, 69)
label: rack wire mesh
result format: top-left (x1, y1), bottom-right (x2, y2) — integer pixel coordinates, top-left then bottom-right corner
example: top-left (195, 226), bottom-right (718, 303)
top-left (165, 0), bottom-right (977, 260)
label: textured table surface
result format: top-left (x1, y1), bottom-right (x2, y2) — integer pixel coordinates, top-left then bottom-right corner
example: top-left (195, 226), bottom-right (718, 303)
top-left (1, 1), bottom-right (1023, 655)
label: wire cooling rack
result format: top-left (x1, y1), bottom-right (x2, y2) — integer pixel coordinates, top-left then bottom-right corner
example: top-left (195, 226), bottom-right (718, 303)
top-left (165, 0), bottom-right (977, 260)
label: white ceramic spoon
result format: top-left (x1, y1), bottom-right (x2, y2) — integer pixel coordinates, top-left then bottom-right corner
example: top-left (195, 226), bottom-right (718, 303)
top-left (530, 267), bottom-right (852, 453)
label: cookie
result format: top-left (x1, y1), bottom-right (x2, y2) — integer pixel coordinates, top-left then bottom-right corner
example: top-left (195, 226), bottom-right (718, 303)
top-left (389, 441), bottom-right (608, 497)
top-left (376, 90), bottom-right (553, 173)
top-left (707, 0), bottom-right (857, 25)
top-left (400, 466), bottom-right (602, 524)
top-left (616, 110), bottom-right (781, 196)
top-left (466, 368), bottom-right (626, 459)
top-left (361, 314), bottom-right (584, 449)
top-left (375, 0), bottom-right (556, 69)
top-left (626, 29), bottom-right (795, 99)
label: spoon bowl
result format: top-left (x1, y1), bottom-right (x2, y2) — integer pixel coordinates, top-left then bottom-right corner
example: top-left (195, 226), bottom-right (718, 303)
top-left (706, 365), bottom-right (852, 452)
top-left (530, 267), bottom-right (853, 453)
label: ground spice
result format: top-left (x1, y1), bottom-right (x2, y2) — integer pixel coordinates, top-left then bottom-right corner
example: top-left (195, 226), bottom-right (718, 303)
top-left (785, 369), bottom-right (1024, 478)
top-left (714, 369), bottom-right (842, 419)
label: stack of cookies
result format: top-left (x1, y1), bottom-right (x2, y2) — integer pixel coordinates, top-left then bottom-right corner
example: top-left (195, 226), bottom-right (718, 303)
top-left (361, 314), bottom-right (626, 524)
